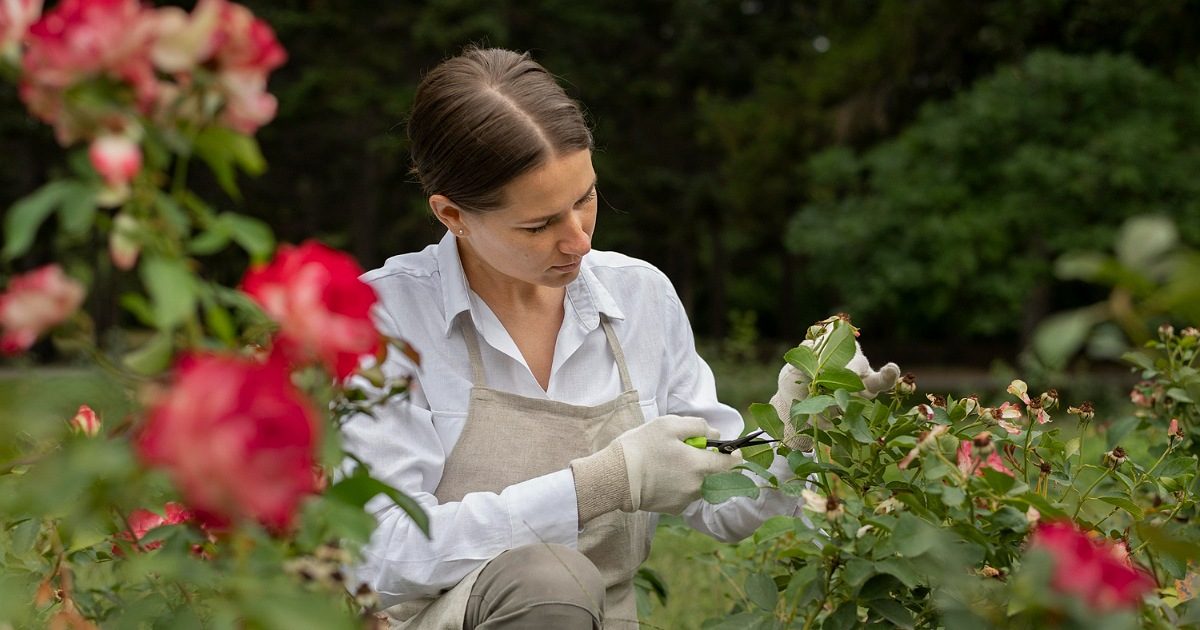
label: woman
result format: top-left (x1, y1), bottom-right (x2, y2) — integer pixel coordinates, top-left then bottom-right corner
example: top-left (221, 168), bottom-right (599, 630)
top-left (343, 47), bottom-right (897, 629)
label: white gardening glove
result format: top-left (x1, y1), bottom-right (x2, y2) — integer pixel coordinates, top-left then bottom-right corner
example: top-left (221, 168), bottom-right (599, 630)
top-left (569, 415), bottom-right (739, 524)
top-left (769, 340), bottom-right (900, 451)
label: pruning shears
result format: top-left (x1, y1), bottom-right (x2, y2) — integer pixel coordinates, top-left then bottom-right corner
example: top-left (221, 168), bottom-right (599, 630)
top-left (684, 429), bottom-right (779, 454)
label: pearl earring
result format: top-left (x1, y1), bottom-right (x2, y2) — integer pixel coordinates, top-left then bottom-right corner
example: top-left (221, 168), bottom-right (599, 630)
top-left (458, 229), bottom-right (464, 235)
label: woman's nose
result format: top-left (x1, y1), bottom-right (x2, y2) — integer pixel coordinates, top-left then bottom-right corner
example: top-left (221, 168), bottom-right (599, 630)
top-left (560, 214), bottom-right (591, 257)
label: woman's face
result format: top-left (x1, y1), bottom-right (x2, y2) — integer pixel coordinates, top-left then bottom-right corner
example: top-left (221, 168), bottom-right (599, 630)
top-left (455, 149), bottom-right (598, 290)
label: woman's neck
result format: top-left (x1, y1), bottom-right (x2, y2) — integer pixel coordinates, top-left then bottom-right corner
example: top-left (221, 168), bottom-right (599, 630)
top-left (459, 244), bottom-right (565, 318)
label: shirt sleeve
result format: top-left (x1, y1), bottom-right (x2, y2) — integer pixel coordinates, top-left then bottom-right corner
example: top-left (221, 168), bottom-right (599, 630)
top-left (340, 328), bottom-right (580, 608)
top-left (655, 286), bottom-right (802, 542)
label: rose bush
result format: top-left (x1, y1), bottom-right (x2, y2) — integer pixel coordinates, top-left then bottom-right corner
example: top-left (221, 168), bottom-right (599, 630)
top-left (692, 221), bottom-right (1200, 628)
top-left (0, 1), bottom-right (421, 627)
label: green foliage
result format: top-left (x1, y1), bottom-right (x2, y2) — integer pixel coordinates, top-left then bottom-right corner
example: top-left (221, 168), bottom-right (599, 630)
top-left (696, 318), bottom-right (1200, 628)
top-left (788, 51), bottom-right (1200, 340)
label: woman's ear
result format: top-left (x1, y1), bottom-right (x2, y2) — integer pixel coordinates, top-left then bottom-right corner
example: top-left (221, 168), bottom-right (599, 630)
top-left (429, 195), bottom-right (465, 233)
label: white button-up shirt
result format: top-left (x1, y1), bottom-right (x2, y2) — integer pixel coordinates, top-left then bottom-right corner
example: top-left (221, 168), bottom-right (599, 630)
top-left (344, 231), bottom-right (798, 607)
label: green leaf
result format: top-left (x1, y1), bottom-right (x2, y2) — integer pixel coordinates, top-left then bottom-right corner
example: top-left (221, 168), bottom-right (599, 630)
top-left (749, 402), bottom-right (784, 441)
top-left (3, 180), bottom-right (71, 259)
top-left (1116, 215), bottom-right (1177, 272)
top-left (140, 255), bottom-right (197, 330)
top-left (868, 599), bottom-right (914, 629)
top-left (204, 302), bottom-right (237, 345)
top-left (193, 128), bottom-right (266, 199)
top-left (791, 395), bottom-right (837, 416)
top-left (745, 572), bottom-right (778, 612)
top-left (815, 366), bottom-right (865, 392)
top-left (327, 473), bottom-right (430, 537)
top-left (1064, 437), bottom-right (1081, 461)
top-left (823, 602), bottom-right (858, 630)
top-left (980, 467), bottom-right (1017, 495)
top-left (122, 333), bottom-right (174, 375)
top-left (941, 485), bottom-right (966, 507)
top-left (1096, 496), bottom-right (1143, 520)
top-left (845, 414), bottom-right (874, 444)
top-left (1033, 307), bottom-right (1099, 368)
top-left (842, 558), bottom-right (875, 587)
top-left (892, 513), bottom-right (939, 557)
top-left (119, 293), bottom-right (157, 326)
top-left (784, 344), bottom-right (818, 379)
top-left (701, 471), bottom-right (759, 503)
top-left (874, 557), bottom-right (920, 588)
top-left (220, 212), bottom-right (275, 263)
top-left (816, 323), bottom-right (856, 370)
top-left (734, 459), bottom-right (777, 485)
top-left (57, 182), bottom-right (97, 237)
top-left (834, 388), bottom-right (850, 411)
top-left (1167, 387), bottom-right (1194, 403)
top-left (189, 229), bottom-right (231, 255)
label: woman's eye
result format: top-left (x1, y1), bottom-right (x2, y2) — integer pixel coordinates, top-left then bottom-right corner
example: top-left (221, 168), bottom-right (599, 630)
top-left (524, 224), bottom-right (549, 234)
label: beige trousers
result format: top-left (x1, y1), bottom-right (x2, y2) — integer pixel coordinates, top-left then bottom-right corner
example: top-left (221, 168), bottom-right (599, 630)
top-left (464, 544), bottom-right (606, 629)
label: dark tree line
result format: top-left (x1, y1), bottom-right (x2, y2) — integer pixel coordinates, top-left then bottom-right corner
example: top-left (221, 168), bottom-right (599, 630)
top-left (4, 0), bottom-right (1200, 357)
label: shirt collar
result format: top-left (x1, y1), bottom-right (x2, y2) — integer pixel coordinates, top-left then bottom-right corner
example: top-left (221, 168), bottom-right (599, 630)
top-left (435, 230), bottom-right (626, 336)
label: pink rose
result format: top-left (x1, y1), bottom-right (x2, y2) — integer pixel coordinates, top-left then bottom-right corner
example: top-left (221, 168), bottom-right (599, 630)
top-left (68, 403), bottom-right (100, 436)
top-left (88, 132), bottom-right (141, 185)
top-left (241, 241), bottom-right (381, 381)
top-left (136, 353), bottom-right (319, 530)
top-left (1028, 521), bottom-right (1154, 611)
top-left (19, 0), bottom-right (158, 144)
top-left (0, 0), bottom-right (42, 60)
top-left (0, 264), bottom-right (86, 354)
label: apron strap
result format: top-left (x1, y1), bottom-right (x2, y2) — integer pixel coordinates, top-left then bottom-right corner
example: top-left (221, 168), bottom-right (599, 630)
top-left (600, 316), bottom-right (635, 393)
top-left (460, 318), bottom-right (488, 387)
top-left (460, 313), bottom-right (635, 393)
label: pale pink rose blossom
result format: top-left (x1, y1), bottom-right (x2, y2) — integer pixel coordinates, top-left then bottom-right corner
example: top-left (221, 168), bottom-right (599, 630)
top-left (898, 424), bottom-right (949, 470)
top-left (217, 69), bottom-right (277, 134)
top-left (0, 0), bottom-right (42, 61)
top-left (88, 133), bottom-right (142, 185)
top-left (68, 403), bottom-right (100, 436)
top-left (149, 0), bottom-right (220, 73)
top-left (0, 264), bottom-right (86, 354)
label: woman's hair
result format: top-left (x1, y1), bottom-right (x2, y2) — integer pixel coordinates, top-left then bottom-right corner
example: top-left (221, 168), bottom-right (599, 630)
top-left (408, 47), bottom-right (593, 213)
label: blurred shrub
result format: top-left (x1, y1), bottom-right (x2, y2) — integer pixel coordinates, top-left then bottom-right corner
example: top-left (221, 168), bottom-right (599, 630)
top-left (788, 51), bottom-right (1200, 341)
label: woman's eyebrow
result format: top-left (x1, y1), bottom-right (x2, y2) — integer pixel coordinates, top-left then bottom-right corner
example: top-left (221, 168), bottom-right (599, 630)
top-left (521, 179), bottom-right (597, 223)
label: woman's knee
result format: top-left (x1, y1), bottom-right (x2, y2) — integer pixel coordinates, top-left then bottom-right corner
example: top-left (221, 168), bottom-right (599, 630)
top-left (468, 543), bottom-right (605, 624)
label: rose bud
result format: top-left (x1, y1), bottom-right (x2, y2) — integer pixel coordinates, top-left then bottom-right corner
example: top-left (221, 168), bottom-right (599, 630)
top-left (1159, 323), bottom-right (1175, 340)
top-left (1103, 446), bottom-right (1127, 468)
top-left (1182, 327), bottom-right (1199, 338)
top-left (896, 372), bottom-right (917, 397)
top-left (1039, 389), bottom-right (1059, 410)
top-left (961, 395), bottom-right (980, 415)
top-left (68, 404), bottom-right (101, 436)
top-left (926, 393), bottom-right (946, 408)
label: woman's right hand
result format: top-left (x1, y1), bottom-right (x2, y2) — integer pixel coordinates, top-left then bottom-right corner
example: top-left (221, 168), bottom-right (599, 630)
top-left (569, 415), bottom-right (739, 523)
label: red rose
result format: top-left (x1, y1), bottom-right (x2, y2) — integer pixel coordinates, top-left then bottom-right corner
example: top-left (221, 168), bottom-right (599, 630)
top-left (114, 502), bottom-right (193, 553)
top-left (241, 241), bottom-right (381, 381)
top-left (1028, 521), bottom-right (1154, 611)
top-left (137, 353), bottom-right (319, 530)
top-left (0, 264), bottom-right (86, 354)
top-left (19, 0), bottom-right (158, 144)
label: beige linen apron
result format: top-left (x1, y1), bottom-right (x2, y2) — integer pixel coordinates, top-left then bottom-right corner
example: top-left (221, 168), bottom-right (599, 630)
top-left (389, 316), bottom-right (653, 629)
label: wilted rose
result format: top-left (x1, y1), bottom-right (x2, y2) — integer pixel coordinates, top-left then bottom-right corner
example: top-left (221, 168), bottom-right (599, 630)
top-left (1028, 521), bottom-right (1154, 611)
top-left (68, 403), bottom-right (100, 436)
top-left (956, 437), bottom-right (1013, 478)
top-left (0, 0), bottom-right (42, 61)
top-left (0, 264), bottom-right (86, 354)
top-left (241, 241), bottom-right (381, 381)
top-left (136, 353), bottom-right (319, 530)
